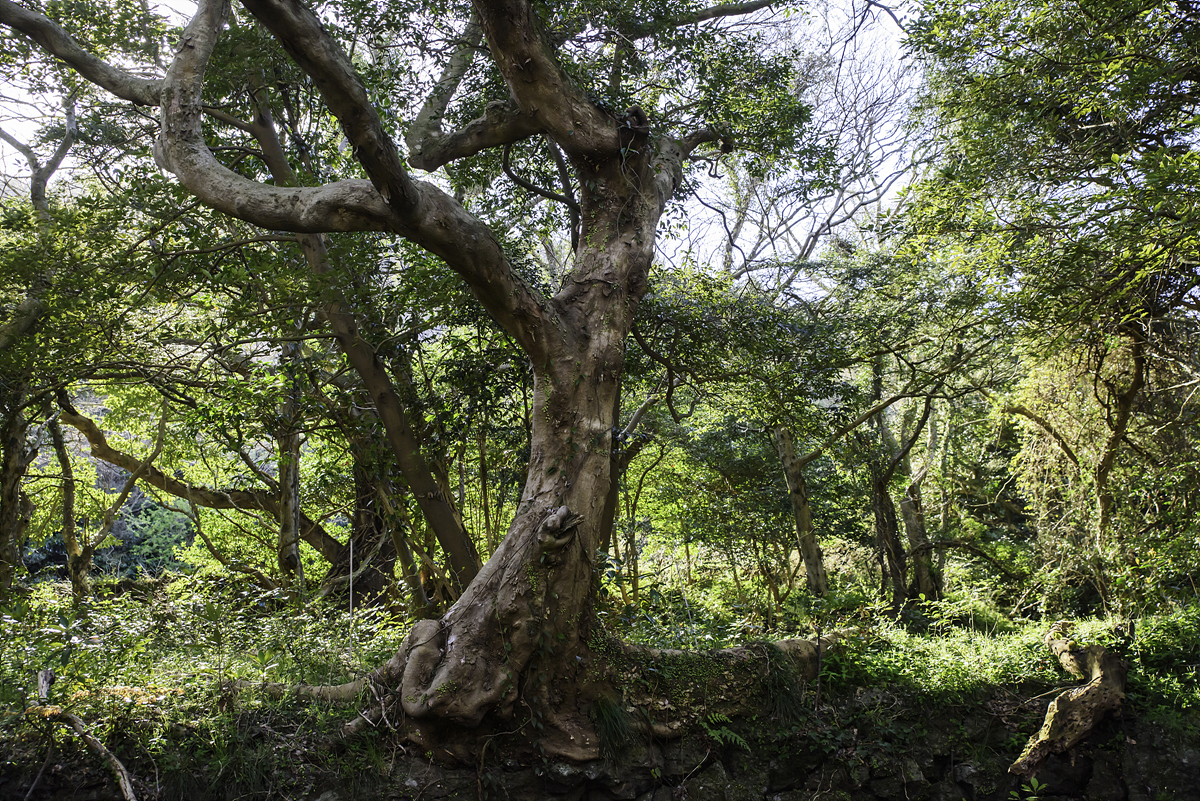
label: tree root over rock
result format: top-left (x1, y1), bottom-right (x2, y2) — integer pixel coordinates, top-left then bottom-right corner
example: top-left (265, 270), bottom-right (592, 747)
top-left (1010, 621), bottom-right (1127, 777)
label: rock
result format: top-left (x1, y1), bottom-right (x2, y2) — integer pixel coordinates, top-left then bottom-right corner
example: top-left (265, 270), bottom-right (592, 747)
top-left (1085, 754), bottom-right (1127, 801)
top-left (926, 778), bottom-right (968, 801)
top-left (663, 736), bottom-right (712, 778)
top-left (633, 788), bottom-right (673, 801)
top-left (869, 776), bottom-right (904, 797)
top-left (1034, 751), bottom-right (1092, 795)
top-left (685, 761), bottom-right (730, 801)
top-left (952, 763), bottom-right (979, 785)
top-left (768, 756), bottom-right (807, 792)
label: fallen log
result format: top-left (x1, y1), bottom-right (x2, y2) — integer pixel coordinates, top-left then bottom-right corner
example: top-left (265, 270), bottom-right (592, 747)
top-left (1010, 621), bottom-right (1127, 777)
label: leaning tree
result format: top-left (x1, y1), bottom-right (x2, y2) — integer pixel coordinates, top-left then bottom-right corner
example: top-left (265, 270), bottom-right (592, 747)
top-left (0, 0), bottom-right (824, 756)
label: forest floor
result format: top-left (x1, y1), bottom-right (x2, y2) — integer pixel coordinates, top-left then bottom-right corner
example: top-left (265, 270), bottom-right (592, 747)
top-left (1, 577), bottom-right (1198, 800)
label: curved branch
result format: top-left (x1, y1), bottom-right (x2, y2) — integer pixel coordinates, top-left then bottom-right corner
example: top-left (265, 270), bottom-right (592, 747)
top-left (471, 0), bottom-right (618, 157)
top-left (623, 0), bottom-right (778, 38)
top-left (156, 0), bottom-right (554, 359)
top-left (0, 0), bottom-right (160, 105)
top-left (403, 16), bottom-right (545, 172)
top-left (501, 142), bottom-right (577, 209)
top-left (1005, 403), bottom-right (1081, 469)
top-left (27, 707), bottom-right (139, 801)
top-left (409, 100), bottom-right (541, 172)
top-left (57, 398), bottom-right (343, 563)
top-left (154, 1), bottom-right (394, 232)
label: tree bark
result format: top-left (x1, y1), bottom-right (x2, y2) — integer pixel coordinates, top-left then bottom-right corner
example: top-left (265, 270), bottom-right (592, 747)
top-left (48, 419), bottom-right (88, 601)
top-left (899, 479), bottom-right (938, 600)
top-left (773, 425), bottom-right (828, 596)
top-left (276, 340), bottom-right (305, 587)
top-left (1011, 622), bottom-right (1127, 777)
top-left (0, 391), bottom-right (35, 593)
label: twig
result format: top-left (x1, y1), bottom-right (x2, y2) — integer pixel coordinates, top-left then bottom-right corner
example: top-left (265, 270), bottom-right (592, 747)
top-left (22, 731), bottom-right (55, 801)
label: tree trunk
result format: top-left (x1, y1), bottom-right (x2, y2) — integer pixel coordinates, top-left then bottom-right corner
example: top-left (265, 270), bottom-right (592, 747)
top-left (393, 358), bottom-right (622, 755)
top-left (900, 401), bottom-right (939, 602)
top-left (899, 477), bottom-right (939, 601)
top-left (276, 341), bottom-right (305, 587)
top-left (0, 392), bottom-right (35, 593)
top-left (1092, 337), bottom-right (1145, 559)
top-left (318, 456), bottom-right (401, 608)
top-left (773, 425), bottom-right (828, 596)
top-left (49, 419), bottom-right (89, 601)
top-left (871, 462), bottom-right (907, 609)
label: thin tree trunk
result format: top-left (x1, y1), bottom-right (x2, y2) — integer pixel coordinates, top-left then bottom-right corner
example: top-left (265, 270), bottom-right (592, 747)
top-left (478, 424), bottom-right (493, 554)
top-left (773, 425), bottom-right (828, 596)
top-left (871, 462), bottom-right (907, 609)
top-left (276, 339), bottom-right (305, 588)
top-left (318, 456), bottom-right (400, 607)
top-left (901, 403), bottom-right (940, 601)
top-left (242, 80), bottom-right (482, 592)
top-left (49, 419), bottom-right (87, 601)
top-left (382, 490), bottom-right (435, 618)
top-left (0, 393), bottom-right (35, 593)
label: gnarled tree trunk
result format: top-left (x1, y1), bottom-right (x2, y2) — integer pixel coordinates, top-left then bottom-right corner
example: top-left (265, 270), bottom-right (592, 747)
top-left (3, 0), bottom-right (731, 758)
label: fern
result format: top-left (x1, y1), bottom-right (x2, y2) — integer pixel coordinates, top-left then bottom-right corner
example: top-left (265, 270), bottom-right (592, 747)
top-left (700, 713), bottom-right (750, 751)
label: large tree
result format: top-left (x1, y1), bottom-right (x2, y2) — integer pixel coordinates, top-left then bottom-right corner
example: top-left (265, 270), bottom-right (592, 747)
top-left (0, 0), bottom-right (817, 755)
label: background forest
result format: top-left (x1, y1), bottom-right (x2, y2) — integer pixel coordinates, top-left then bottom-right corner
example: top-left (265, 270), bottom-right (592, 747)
top-left (0, 0), bottom-right (1198, 797)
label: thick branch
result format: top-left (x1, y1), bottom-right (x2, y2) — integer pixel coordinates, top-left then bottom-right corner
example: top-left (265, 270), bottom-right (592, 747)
top-left (623, 0), bottom-right (777, 38)
top-left (153, 0), bottom-right (554, 359)
top-left (239, 0), bottom-right (417, 210)
top-left (0, 0), bottom-right (160, 105)
top-left (0, 296), bottom-right (45, 353)
top-left (402, 18), bottom-right (543, 172)
top-left (409, 99), bottom-right (540, 172)
top-left (471, 0), bottom-right (618, 158)
top-left (153, 2), bottom-right (393, 232)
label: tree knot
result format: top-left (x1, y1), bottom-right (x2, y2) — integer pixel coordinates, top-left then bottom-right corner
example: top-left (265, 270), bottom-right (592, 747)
top-left (537, 505), bottom-right (583, 553)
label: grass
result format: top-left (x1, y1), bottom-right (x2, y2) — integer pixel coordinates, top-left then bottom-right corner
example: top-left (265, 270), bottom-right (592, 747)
top-left (3, 571), bottom-right (1199, 797)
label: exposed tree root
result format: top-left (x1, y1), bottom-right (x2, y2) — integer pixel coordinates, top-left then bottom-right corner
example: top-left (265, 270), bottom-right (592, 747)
top-left (240, 649), bottom-right (407, 703)
top-left (1010, 621), bottom-right (1127, 777)
top-left (26, 705), bottom-right (139, 801)
top-left (237, 629), bottom-right (841, 760)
